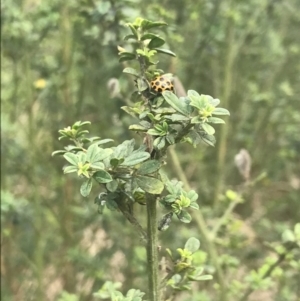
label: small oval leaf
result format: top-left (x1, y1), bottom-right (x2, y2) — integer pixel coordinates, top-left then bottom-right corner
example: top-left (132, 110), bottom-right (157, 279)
top-left (94, 170), bottom-right (113, 183)
top-left (207, 117), bottom-right (225, 124)
top-left (129, 124), bottom-right (148, 132)
top-left (80, 178), bottom-right (93, 197)
top-left (52, 150), bottom-right (66, 156)
top-left (148, 37), bottom-right (165, 49)
top-left (123, 67), bottom-right (139, 77)
top-left (136, 175), bottom-right (164, 194)
top-left (122, 152), bottom-right (150, 166)
top-left (63, 166), bottom-right (77, 174)
top-left (138, 160), bottom-right (161, 175)
top-left (212, 108), bottom-right (230, 116)
top-left (185, 237), bottom-right (200, 253)
top-left (106, 180), bottom-right (118, 192)
top-left (141, 20), bottom-right (168, 30)
top-left (201, 123), bottom-right (215, 135)
top-left (155, 48), bottom-right (176, 57)
top-left (86, 144), bottom-right (100, 163)
top-left (176, 211), bottom-right (192, 223)
top-left (63, 153), bottom-right (79, 166)
top-left (162, 91), bottom-right (190, 116)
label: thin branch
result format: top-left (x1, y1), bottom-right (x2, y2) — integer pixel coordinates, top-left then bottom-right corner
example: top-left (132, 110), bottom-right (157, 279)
top-left (239, 249), bottom-right (291, 301)
top-left (115, 200), bottom-right (147, 244)
top-left (210, 198), bottom-right (241, 240)
top-left (146, 193), bottom-right (159, 301)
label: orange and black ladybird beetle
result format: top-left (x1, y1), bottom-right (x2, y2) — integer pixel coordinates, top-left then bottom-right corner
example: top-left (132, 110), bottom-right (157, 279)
top-left (150, 74), bottom-right (174, 94)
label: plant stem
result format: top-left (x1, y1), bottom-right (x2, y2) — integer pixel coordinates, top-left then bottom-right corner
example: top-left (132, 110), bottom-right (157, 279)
top-left (146, 193), bottom-right (159, 301)
top-left (136, 34), bottom-right (160, 301)
top-left (168, 146), bottom-right (190, 188)
top-left (214, 5), bottom-right (236, 205)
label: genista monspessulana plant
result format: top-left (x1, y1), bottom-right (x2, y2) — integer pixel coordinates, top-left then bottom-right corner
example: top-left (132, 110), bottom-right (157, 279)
top-left (53, 17), bottom-right (230, 301)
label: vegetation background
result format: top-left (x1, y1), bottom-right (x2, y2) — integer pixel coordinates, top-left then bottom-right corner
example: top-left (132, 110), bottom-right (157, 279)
top-left (1, 0), bottom-right (299, 300)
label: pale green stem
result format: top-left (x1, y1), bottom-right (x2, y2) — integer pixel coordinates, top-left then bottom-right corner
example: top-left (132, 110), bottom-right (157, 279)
top-left (146, 193), bottom-right (159, 301)
top-left (214, 6), bottom-right (236, 205)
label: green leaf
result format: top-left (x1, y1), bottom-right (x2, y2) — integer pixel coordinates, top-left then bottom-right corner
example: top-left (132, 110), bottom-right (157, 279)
top-left (189, 201), bottom-right (199, 210)
top-left (93, 148), bottom-right (113, 162)
top-left (141, 20), bottom-right (168, 30)
top-left (282, 229), bottom-right (295, 243)
top-left (209, 98), bottom-right (220, 107)
top-left (129, 124), bottom-right (148, 132)
top-left (80, 178), bottom-right (93, 197)
top-left (186, 130), bottom-right (202, 147)
top-left (110, 158), bottom-right (124, 167)
top-left (90, 162), bottom-right (105, 170)
top-left (141, 33), bottom-right (159, 40)
top-left (191, 116), bottom-right (202, 124)
top-left (94, 170), bottom-right (113, 183)
top-left (148, 37), bottom-right (165, 49)
top-left (162, 195), bottom-right (176, 203)
top-left (185, 237), bottom-right (200, 253)
top-left (63, 166), bottom-right (77, 174)
top-left (138, 160), bottom-right (161, 175)
top-left (72, 121), bottom-right (91, 129)
top-left (201, 134), bottom-right (216, 147)
top-left (167, 114), bottom-right (190, 122)
top-left (122, 152), bottom-right (150, 166)
top-left (187, 190), bottom-right (198, 202)
top-left (136, 78), bottom-right (149, 92)
top-left (154, 48), bottom-right (176, 57)
top-left (114, 139), bottom-right (135, 158)
top-left (106, 180), bottom-right (118, 192)
top-left (86, 144), bottom-right (100, 163)
top-left (77, 151), bottom-right (87, 163)
top-left (162, 91), bottom-right (190, 116)
top-left (127, 23), bottom-right (138, 39)
top-left (212, 108), bottom-right (230, 115)
top-left (136, 175), bottom-right (164, 194)
top-left (201, 123), bottom-right (215, 135)
top-left (123, 67), bottom-right (139, 77)
top-left (77, 130), bottom-right (89, 137)
top-left (152, 107), bottom-right (176, 115)
top-left (121, 106), bottom-right (139, 118)
top-left (52, 150), bottom-right (66, 156)
top-left (105, 198), bottom-right (118, 211)
top-left (166, 134), bottom-right (175, 145)
top-left (124, 34), bottom-right (136, 40)
top-left (65, 146), bottom-right (83, 152)
top-left (195, 275), bottom-right (213, 281)
top-left (153, 136), bottom-right (166, 150)
top-left (189, 93), bottom-right (208, 110)
top-left (147, 128), bottom-right (163, 136)
top-left (63, 153), bottom-right (79, 166)
top-left (177, 211), bottom-right (192, 223)
top-left (207, 117), bottom-right (225, 124)
top-left (95, 139), bottom-right (114, 146)
top-left (119, 52), bottom-right (136, 62)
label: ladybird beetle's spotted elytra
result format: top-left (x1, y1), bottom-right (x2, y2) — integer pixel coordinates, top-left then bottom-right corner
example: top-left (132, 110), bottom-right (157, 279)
top-left (150, 75), bottom-right (174, 93)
